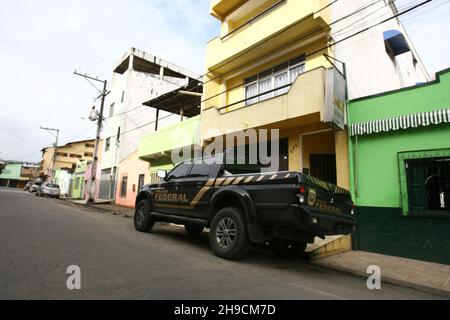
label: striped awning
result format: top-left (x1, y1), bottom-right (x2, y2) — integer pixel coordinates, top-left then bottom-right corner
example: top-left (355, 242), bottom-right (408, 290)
top-left (350, 108), bottom-right (450, 136)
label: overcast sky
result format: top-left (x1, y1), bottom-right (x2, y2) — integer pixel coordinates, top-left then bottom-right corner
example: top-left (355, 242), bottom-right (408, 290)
top-left (0, 0), bottom-right (449, 163)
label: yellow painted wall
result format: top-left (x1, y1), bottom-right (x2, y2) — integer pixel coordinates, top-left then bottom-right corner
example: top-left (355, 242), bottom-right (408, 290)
top-left (204, 37), bottom-right (331, 112)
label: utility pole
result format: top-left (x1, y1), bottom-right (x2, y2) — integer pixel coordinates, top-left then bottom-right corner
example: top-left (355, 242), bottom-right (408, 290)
top-left (74, 71), bottom-right (109, 203)
top-left (40, 126), bottom-right (60, 182)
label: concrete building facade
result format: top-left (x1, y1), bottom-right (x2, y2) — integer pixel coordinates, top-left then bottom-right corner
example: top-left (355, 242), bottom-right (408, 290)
top-left (98, 48), bottom-right (201, 201)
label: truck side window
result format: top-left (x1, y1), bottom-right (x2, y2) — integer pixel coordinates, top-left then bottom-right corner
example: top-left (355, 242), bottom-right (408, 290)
top-left (167, 164), bottom-right (192, 180)
top-left (187, 164), bottom-right (211, 178)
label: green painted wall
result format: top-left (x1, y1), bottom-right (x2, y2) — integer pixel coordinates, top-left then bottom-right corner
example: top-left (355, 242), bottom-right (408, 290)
top-left (355, 207), bottom-right (450, 265)
top-left (0, 163), bottom-right (22, 180)
top-left (348, 69), bottom-right (450, 207)
top-left (138, 116), bottom-right (201, 160)
top-left (70, 161), bottom-right (86, 199)
top-left (348, 69), bottom-right (450, 265)
top-left (350, 126), bottom-right (450, 207)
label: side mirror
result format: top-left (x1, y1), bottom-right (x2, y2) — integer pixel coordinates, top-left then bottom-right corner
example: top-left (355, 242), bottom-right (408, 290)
top-left (157, 169), bottom-right (167, 181)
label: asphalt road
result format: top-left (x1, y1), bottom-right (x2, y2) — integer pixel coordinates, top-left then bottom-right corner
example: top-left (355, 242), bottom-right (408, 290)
top-left (0, 188), bottom-right (445, 300)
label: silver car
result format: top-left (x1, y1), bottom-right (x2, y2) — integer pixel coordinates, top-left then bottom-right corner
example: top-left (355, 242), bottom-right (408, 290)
top-left (36, 182), bottom-right (60, 198)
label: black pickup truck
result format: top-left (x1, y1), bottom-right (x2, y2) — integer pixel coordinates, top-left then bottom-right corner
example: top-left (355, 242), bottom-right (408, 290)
top-left (134, 153), bottom-right (356, 260)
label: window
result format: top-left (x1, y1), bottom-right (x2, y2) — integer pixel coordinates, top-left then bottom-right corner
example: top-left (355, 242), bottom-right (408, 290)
top-left (116, 127), bottom-right (121, 144)
top-left (70, 154), bottom-right (82, 159)
top-left (399, 149), bottom-right (450, 216)
top-left (109, 103), bottom-right (115, 118)
top-left (120, 176), bottom-right (128, 198)
top-left (121, 91), bottom-right (125, 103)
top-left (187, 164), bottom-right (211, 178)
top-left (244, 55), bottom-right (305, 106)
top-left (105, 138), bottom-right (111, 152)
top-left (138, 174), bottom-right (145, 190)
top-left (85, 143), bottom-right (95, 148)
top-left (167, 163), bottom-right (192, 181)
top-left (84, 152), bottom-right (94, 157)
top-left (56, 152), bottom-right (68, 157)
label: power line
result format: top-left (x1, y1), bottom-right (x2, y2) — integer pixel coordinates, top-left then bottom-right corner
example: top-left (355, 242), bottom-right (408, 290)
top-left (111, 0), bottom-right (435, 140)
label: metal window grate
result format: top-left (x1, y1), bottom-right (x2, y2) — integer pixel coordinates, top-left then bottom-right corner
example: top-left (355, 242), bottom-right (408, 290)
top-left (405, 157), bottom-right (450, 214)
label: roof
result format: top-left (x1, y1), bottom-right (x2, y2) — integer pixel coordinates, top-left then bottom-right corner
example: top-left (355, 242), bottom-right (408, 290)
top-left (143, 82), bottom-right (203, 118)
top-left (41, 138), bottom-right (95, 152)
top-left (113, 48), bottom-right (200, 81)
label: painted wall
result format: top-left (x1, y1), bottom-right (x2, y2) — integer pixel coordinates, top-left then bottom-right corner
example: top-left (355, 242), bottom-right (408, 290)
top-left (41, 140), bottom-right (95, 178)
top-left (331, 0), bottom-right (429, 100)
top-left (0, 163), bottom-right (22, 180)
top-left (115, 150), bottom-right (151, 208)
top-left (348, 69), bottom-right (450, 264)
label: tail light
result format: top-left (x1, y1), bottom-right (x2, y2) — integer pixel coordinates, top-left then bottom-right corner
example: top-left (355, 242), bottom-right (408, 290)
top-left (298, 185), bottom-right (306, 204)
top-left (351, 203), bottom-right (355, 215)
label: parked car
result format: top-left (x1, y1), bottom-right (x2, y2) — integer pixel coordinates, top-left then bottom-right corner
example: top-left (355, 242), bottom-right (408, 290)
top-left (36, 182), bottom-right (60, 198)
top-left (134, 151), bottom-right (356, 260)
top-left (30, 180), bottom-right (43, 193)
top-left (23, 181), bottom-right (33, 191)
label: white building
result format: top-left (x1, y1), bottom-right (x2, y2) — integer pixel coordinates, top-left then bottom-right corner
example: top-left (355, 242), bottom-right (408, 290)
top-left (331, 0), bottom-right (429, 99)
top-left (98, 48), bottom-right (200, 200)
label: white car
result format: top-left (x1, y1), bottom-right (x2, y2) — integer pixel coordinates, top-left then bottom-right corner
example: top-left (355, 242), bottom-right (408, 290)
top-left (36, 182), bottom-right (60, 198)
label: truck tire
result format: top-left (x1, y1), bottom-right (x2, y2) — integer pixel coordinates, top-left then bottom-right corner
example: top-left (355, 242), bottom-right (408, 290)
top-left (209, 207), bottom-right (250, 260)
top-left (185, 224), bottom-right (204, 236)
top-left (269, 239), bottom-right (307, 260)
top-left (134, 199), bottom-right (155, 232)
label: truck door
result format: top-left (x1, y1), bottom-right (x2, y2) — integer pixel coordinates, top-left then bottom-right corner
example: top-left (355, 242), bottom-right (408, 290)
top-left (176, 163), bottom-right (218, 219)
top-left (153, 163), bottom-right (192, 215)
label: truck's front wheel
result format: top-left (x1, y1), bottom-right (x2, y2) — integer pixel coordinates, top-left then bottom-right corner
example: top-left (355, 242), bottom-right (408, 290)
top-left (134, 199), bottom-right (155, 232)
top-left (209, 207), bottom-right (250, 260)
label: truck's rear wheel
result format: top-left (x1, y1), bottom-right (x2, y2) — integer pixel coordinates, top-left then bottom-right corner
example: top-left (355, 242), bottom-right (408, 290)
top-left (185, 223), bottom-right (204, 236)
top-left (134, 199), bottom-right (155, 232)
top-left (209, 207), bottom-right (250, 260)
top-left (269, 239), bottom-right (307, 260)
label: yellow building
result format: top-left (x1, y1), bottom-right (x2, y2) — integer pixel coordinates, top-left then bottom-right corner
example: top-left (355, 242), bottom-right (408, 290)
top-left (203, 0), bottom-right (349, 188)
top-left (40, 139), bottom-right (96, 179)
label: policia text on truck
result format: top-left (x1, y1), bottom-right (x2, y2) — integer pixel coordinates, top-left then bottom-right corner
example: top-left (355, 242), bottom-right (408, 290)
top-left (134, 151), bottom-right (356, 260)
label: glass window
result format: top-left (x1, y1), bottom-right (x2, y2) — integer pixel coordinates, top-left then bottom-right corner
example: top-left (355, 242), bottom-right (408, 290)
top-left (167, 163), bottom-right (192, 181)
top-left (109, 103), bottom-right (115, 117)
top-left (290, 64), bottom-right (305, 83)
top-left (188, 164), bottom-right (211, 178)
top-left (243, 54), bottom-right (305, 106)
top-left (405, 156), bottom-right (450, 214)
top-left (258, 77), bottom-right (272, 101)
top-left (245, 82), bottom-right (258, 106)
top-left (105, 138), bottom-right (111, 152)
top-left (274, 71), bottom-right (289, 96)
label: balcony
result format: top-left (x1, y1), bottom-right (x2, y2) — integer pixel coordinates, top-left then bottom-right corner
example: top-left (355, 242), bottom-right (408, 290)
top-left (138, 116), bottom-right (201, 161)
top-left (206, 0), bottom-right (329, 74)
top-left (201, 67), bottom-right (339, 141)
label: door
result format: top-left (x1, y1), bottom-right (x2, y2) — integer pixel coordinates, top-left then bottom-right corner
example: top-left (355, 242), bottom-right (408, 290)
top-left (310, 154), bottom-right (337, 184)
top-left (153, 163), bottom-right (192, 215)
top-left (177, 163), bottom-right (216, 219)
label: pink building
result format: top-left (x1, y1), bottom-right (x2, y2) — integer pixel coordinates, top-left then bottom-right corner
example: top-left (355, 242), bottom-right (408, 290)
top-left (115, 150), bottom-right (151, 208)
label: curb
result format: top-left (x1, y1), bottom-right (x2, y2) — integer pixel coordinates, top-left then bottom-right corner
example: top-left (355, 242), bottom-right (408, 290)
top-left (311, 260), bottom-right (450, 298)
top-left (59, 198), bottom-right (133, 218)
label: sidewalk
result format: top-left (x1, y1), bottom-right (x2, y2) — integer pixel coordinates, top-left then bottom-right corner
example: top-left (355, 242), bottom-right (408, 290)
top-left (311, 250), bottom-right (450, 297)
top-left (70, 200), bottom-right (134, 218)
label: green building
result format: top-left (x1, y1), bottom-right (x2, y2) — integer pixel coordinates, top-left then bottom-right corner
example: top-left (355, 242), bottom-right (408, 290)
top-left (138, 115), bottom-right (201, 182)
top-left (70, 161), bottom-right (87, 199)
top-left (347, 68), bottom-right (450, 265)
